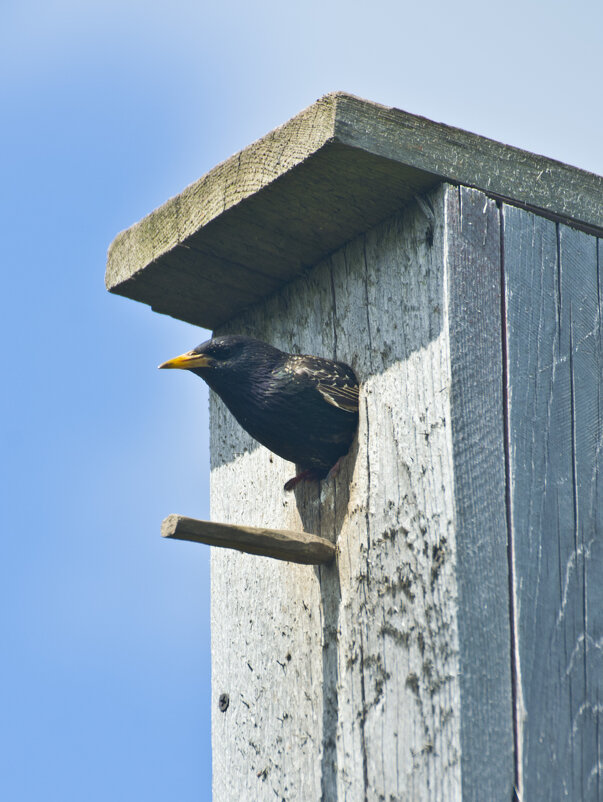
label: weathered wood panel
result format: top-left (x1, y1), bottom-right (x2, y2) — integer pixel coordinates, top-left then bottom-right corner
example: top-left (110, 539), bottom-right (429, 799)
top-left (445, 188), bottom-right (515, 800)
top-left (210, 186), bottom-right (462, 801)
top-left (504, 207), bottom-right (603, 800)
top-left (326, 189), bottom-right (460, 802)
top-left (208, 184), bottom-right (516, 800)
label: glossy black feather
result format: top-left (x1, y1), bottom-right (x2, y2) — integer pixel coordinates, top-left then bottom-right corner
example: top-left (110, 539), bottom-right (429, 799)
top-left (179, 335), bottom-right (359, 484)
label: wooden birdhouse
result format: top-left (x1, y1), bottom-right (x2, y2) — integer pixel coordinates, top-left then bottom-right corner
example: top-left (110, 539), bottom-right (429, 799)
top-left (106, 93), bottom-right (603, 801)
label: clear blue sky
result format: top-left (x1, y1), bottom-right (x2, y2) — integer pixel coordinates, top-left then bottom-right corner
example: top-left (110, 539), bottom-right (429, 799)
top-left (1, 1), bottom-right (601, 800)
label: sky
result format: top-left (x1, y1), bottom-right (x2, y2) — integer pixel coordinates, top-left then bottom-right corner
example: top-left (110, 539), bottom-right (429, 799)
top-left (1, 1), bottom-right (601, 800)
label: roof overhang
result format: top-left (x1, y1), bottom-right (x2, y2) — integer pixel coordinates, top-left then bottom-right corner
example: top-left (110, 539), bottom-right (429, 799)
top-left (106, 92), bottom-right (603, 329)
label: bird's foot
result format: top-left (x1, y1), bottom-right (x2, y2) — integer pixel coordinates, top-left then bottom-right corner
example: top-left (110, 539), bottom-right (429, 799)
top-left (284, 469), bottom-right (320, 492)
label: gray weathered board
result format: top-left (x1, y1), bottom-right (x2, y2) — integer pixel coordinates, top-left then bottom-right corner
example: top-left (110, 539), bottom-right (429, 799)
top-left (210, 184), bottom-right (468, 800)
top-left (210, 185), bottom-right (511, 802)
top-left (504, 207), bottom-right (602, 801)
top-left (105, 92), bottom-right (603, 330)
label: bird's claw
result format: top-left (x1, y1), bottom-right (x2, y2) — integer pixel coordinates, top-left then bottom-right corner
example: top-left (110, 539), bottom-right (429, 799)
top-left (326, 457), bottom-right (344, 482)
top-left (284, 469), bottom-right (319, 492)
top-left (283, 458), bottom-right (344, 492)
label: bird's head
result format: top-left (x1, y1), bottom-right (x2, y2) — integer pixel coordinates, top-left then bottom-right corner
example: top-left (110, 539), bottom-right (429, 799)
top-left (159, 335), bottom-right (280, 382)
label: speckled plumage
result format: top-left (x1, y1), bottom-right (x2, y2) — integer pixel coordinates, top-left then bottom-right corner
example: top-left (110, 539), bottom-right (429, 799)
top-left (159, 335), bottom-right (359, 490)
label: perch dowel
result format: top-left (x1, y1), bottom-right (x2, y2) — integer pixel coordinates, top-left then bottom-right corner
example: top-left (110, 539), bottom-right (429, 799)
top-left (161, 514), bottom-right (336, 565)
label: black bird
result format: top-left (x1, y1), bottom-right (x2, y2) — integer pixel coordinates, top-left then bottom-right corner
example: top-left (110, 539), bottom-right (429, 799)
top-left (159, 335), bottom-right (359, 491)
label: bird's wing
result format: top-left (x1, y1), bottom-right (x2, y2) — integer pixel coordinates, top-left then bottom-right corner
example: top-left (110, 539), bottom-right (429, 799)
top-left (316, 381), bottom-right (359, 413)
top-left (287, 356), bottom-right (359, 414)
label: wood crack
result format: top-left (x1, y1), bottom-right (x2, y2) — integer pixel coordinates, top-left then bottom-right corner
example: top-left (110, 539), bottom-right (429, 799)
top-left (499, 203), bottom-right (524, 801)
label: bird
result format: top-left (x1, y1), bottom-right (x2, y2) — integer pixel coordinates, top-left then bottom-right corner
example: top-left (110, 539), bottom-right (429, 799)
top-left (159, 335), bottom-right (359, 491)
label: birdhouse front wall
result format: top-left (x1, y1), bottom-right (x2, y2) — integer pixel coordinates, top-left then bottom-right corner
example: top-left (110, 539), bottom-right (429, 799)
top-left (210, 184), bottom-right (468, 802)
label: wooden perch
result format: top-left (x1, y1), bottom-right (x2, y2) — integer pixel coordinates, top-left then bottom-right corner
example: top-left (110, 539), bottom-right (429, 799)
top-left (161, 514), bottom-right (336, 565)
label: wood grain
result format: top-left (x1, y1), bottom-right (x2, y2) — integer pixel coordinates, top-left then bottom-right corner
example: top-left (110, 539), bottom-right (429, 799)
top-left (445, 187), bottom-right (515, 800)
top-left (207, 184), bottom-right (518, 800)
top-left (503, 206), bottom-right (603, 800)
top-left (334, 94), bottom-right (603, 237)
top-left (105, 93), bottom-right (603, 330)
top-left (161, 514), bottom-right (336, 564)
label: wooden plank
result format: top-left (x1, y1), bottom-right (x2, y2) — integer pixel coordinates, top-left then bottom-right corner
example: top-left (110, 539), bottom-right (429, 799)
top-left (106, 93), bottom-right (603, 330)
top-left (209, 186), bottom-right (464, 801)
top-left (106, 141), bottom-right (438, 329)
top-left (334, 94), bottom-right (603, 237)
top-left (161, 514), bottom-right (336, 564)
top-left (106, 94), bottom-right (336, 288)
top-left (445, 187), bottom-right (515, 800)
top-left (504, 206), bottom-right (603, 799)
top-left (327, 185), bottom-right (461, 801)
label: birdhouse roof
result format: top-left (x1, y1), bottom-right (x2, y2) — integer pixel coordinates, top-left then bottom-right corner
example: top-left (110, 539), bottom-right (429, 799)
top-left (105, 92), bottom-right (603, 330)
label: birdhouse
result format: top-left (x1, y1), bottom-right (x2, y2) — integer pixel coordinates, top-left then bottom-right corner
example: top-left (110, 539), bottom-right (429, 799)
top-left (106, 93), bottom-right (603, 801)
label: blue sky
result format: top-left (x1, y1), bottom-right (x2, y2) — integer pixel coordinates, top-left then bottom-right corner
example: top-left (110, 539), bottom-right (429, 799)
top-left (1, 1), bottom-right (601, 800)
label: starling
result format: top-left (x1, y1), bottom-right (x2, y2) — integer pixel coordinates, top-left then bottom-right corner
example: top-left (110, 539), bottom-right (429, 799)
top-left (159, 335), bottom-right (359, 491)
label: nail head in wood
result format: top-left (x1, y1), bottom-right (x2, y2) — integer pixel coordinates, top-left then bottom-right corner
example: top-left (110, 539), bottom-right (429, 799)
top-left (161, 514), bottom-right (336, 565)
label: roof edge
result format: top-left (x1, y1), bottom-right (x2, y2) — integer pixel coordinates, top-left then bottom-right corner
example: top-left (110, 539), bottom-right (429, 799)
top-left (105, 92), bottom-right (602, 323)
top-left (106, 93), bottom-right (339, 292)
top-left (331, 93), bottom-right (602, 234)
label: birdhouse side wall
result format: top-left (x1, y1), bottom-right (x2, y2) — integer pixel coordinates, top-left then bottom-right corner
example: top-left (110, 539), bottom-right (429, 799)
top-left (502, 205), bottom-right (603, 800)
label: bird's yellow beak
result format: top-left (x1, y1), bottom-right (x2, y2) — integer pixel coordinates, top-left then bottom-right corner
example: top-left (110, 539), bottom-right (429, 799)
top-left (158, 350), bottom-right (212, 370)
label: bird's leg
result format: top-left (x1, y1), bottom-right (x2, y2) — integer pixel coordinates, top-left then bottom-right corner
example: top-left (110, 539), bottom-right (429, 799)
top-left (284, 469), bottom-right (320, 492)
top-left (284, 458), bottom-right (346, 491)
top-left (326, 456), bottom-right (344, 482)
